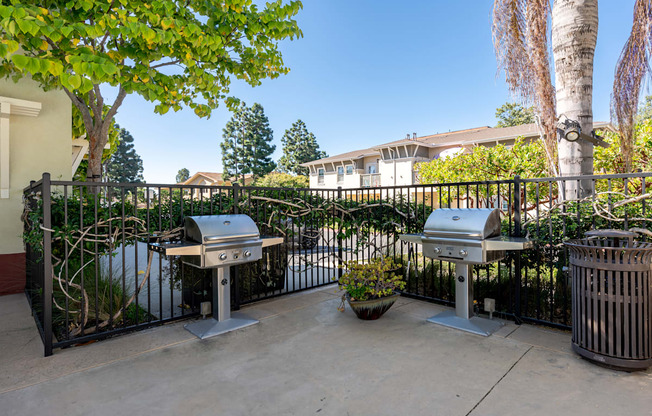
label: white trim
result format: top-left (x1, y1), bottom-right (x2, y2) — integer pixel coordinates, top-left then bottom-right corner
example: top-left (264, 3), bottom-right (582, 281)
top-left (0, 103), bottom-right (9, 199)
top-left (71, 138), bottom-right (90, 176)
top-left (0, 97), bottom-right (42, 199)
top-left (70, 137), bottom-right (112, 176)
top-left (0, 96), bottom-right (42, 117)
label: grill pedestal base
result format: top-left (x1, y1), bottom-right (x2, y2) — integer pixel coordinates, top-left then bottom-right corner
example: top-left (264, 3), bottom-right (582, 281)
top-left (427, 310), bottom-right (503, 337)
top-left (184, 267), bottom-right (259, 339)
top-left (184, 313), bottom-right (258, 339)
top-left (426, 263), bottom-right (503, 337)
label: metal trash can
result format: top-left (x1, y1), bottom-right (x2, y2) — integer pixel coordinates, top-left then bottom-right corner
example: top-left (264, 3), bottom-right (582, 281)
top-left (565, 230), bottom-right (652, 371)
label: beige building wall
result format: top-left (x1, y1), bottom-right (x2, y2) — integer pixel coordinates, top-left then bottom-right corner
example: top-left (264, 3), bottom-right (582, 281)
top-left (379, 159), bottom-right (415, 187)
top-left (0, 77), bottom-right (71, 255)
top-left (310, 163), bottom-right (361, 189)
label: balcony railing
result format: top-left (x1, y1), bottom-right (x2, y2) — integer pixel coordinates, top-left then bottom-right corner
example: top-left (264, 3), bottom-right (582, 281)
top-left (361, 173), bottom-right (381, 187)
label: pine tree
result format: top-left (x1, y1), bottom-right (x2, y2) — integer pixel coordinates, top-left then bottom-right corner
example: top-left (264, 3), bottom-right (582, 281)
top-left (220, 102), bottom-right (251, 184)
top-left (106, 126), bottom-right (144, 183)
top-left (176, 168), bottom-right (190, 183)
top-left (248, 103), bottom-right (276, 178)
top-left (220, 102), bottom-right (276, 183)
top-left (278, 120), bottom-right (327, 176)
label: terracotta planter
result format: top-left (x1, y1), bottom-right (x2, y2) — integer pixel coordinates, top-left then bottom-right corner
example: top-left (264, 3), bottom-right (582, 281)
top-left (346, 293), bottom-right (400, 320)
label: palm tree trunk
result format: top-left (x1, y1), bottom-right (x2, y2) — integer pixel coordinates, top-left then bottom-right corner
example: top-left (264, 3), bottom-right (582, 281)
top-left (552, 0), bottom-right (598, 199)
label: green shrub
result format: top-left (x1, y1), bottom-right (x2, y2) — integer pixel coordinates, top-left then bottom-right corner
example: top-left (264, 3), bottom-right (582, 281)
top-left (335, 257), bottom-right (406, 301)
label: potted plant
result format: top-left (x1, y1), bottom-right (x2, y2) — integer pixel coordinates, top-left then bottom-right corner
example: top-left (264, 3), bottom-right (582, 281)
top-left (334, 256), bottom-right (406, 320)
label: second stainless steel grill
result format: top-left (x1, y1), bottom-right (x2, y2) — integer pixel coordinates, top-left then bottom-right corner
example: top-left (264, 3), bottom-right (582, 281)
top-left (401, 208), bottom-right (532, 336)
top-left (149, 214), bottom-right (282, 339)
top-left (182, 214), bottom-right (264, 268)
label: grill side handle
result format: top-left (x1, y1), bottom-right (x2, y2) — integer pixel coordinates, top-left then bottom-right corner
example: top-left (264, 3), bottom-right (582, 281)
top-left (483, 236), bottom-right (533, 251)
top-left (399, 234), bottom-right (424, 244)
top-left (423, 230), bottom-right (484, 239)
top-left (204, 233), bottom-right (260, 243)
top-left (261, 236), bottom-right (284, 248)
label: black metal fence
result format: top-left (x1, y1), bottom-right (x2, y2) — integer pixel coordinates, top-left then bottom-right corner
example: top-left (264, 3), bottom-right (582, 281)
top-left (23, 171), bottom-right (652, 356)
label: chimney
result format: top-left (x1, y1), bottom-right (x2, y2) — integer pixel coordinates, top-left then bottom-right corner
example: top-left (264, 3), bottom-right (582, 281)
top-left (413, 133), bottom-right (417, 140)
top-left (406, 133), bottom-right (410, 140)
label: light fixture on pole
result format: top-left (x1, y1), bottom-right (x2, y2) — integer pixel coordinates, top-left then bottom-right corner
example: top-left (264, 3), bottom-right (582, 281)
top-left (558, 119), bottom-right (582, 142)
top-left (557, 118), bottom-right (610, 148)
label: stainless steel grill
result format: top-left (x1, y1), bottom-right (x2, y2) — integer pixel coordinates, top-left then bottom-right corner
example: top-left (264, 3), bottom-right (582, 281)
top-left (149, 214), bottom-right (282, 339)
top-left (401, 208), bottom-right (532, 336)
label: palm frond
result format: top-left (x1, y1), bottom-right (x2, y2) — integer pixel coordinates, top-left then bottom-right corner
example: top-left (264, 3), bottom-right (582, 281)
top-left (493, 0), bottom-right (532, 97)
top-left (612, 0), bottom-right (652, 173)
top-left (493, 0), bottom-right (557, 174)
top-left (525, 0), bottom-right (557, 174)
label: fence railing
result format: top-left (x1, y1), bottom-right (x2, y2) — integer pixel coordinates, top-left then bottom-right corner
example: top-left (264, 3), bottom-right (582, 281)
top-left (23, 171), bottom-right (652, 356)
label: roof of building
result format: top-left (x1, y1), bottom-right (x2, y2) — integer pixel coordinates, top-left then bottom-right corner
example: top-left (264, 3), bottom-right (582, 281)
top-left (181, 172), bottom-right (253, 185)
top-left (302, 122), bottom-right (613, 167)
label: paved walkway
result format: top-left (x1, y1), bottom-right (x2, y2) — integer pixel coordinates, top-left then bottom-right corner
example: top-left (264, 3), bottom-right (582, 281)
top-left (0, 287), bottom-right (650, 416)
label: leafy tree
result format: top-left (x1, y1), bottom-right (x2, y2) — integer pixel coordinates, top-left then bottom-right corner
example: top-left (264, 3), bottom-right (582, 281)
top-left (220, 102), bottom-right (276, 183)
top-left (0, 1), bottom-right (303, 181)
top-left (106, 127), bottom-right (144, 183)
top-left (594, 120), bottom-right (652, 174)
top-left (416, 130), bottom-right (652, 183)
top-left (637, 95), bottom-right (652, 123)
top-left (73, 106), bottom-right (120, 181)
top-left (176, 168), bottom-right (190, 184)
top-left (495, 103), bottom-right (535, 128)
top-left (253, 172), bottom-right (308, 188)
top-left (278, 120), bottom-right (327, 175)
top-left (415, 139), bottom-right (549, 184)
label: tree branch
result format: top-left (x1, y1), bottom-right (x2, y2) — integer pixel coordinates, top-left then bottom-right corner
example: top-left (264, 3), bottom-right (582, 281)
top-left (99, 86), bottom-right (127, 145)
top-left (62, 86), bottom-right (94, 132)
top-left (88, 90), bottom-right (101, 126)
top-left (93, 84), bottom-right (104, 113)
top-left (150, 59), bottom-right (181, 69)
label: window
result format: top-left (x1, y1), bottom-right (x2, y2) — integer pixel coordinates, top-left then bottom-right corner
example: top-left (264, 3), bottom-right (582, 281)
top-left (346, 165), bottom-right (353, 175)
top-left (337, 166), bottom-right (344, 183)
top-left (318, 168), bottom-right (325, 185)
top-left (368, 164), bottom-right (377, 174)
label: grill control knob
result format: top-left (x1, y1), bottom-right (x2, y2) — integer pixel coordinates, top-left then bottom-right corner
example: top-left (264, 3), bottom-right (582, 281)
top-left (219, 253), bottom-right (227, 261)
top-left (243, 250), bottom-right (251, 258)
top-left (433, 247), bottom-right (442, 255)
top-left (459, 249), bottom-right (468, 257)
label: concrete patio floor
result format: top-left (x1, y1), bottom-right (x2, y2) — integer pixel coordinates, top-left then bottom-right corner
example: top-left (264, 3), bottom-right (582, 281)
top-left (0, 286), bottom-right (650, 416)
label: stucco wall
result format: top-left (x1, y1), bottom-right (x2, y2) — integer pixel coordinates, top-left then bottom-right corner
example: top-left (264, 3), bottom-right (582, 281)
top-left (309, 170), bottom-right (360, 189)
top-left (0, 77), bottom-right (71, 254)
top-left (379, 159), bottom-right (415, 187)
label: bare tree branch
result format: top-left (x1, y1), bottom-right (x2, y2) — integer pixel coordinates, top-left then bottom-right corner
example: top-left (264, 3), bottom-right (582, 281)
top-left (612, 0), bottom-right (652, 173)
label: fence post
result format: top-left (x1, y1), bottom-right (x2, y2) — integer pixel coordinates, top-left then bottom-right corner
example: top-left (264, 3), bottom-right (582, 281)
top-left (513, 175), bottom-right (522, 324)
top-left (232, 182), bottom-right (240, 214)
top-left (231, 183), bottom-right (240, 310)
top-left (42, 172), bottom-right (53, 356)
top-left (337, 186), bottom-right (343, 279)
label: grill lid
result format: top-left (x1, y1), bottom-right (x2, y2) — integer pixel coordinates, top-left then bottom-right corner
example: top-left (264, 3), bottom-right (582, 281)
top-left (423, 208), bottom-right (501, 240)
top-left (184, 214), bottom-right (260, 243)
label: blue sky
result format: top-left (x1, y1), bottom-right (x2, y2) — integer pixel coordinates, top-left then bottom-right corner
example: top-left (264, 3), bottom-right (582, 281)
top-left (111, 1), bottom-right (637, 184)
